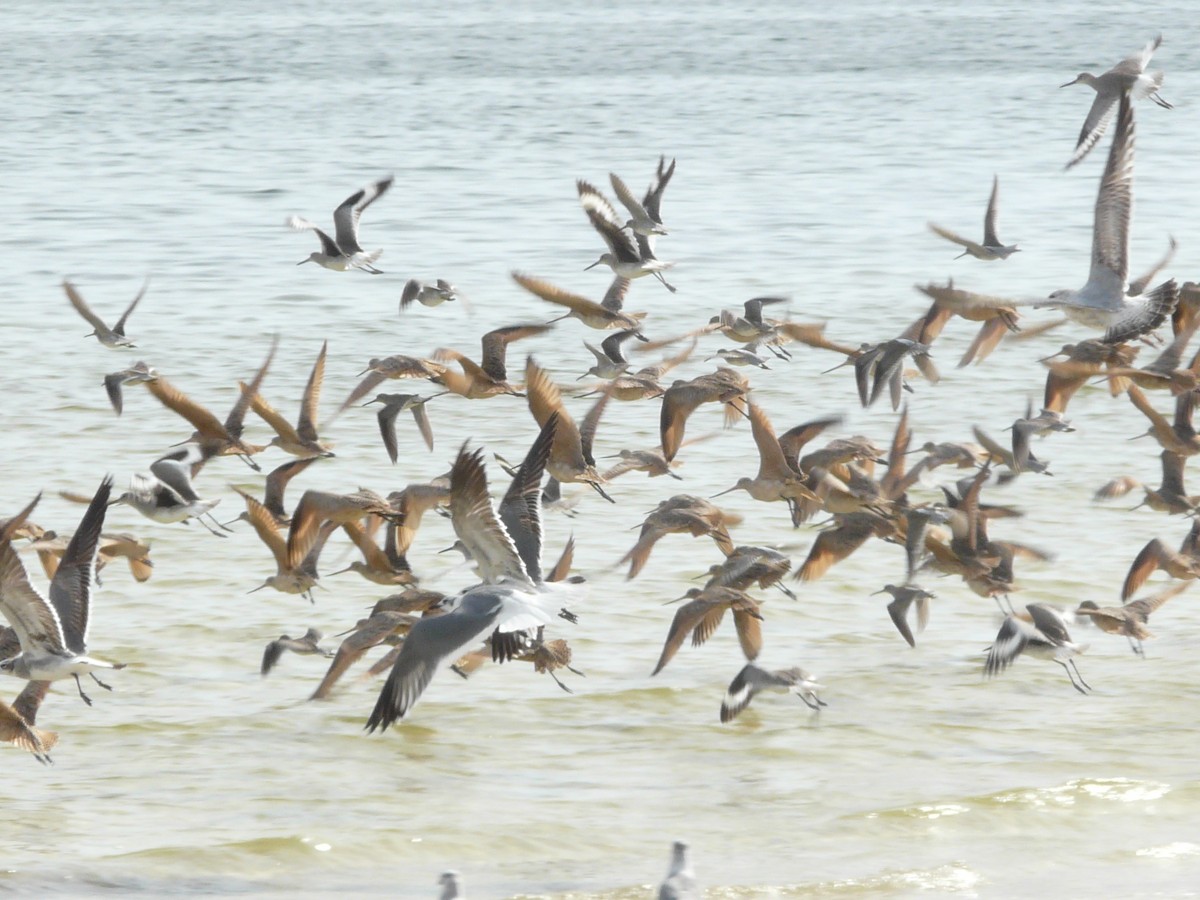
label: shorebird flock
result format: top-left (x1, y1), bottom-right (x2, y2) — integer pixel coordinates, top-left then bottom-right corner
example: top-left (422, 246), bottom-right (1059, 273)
top-left (0, 35), bottom-right (1195, 782)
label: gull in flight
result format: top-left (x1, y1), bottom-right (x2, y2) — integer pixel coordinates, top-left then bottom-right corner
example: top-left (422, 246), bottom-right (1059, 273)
top-left (0, 480), bottom-right (126, 706)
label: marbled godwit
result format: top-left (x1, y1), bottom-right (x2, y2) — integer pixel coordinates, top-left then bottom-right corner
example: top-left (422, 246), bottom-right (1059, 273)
top-left (602, 448), bottom-right (682, 482)
top-left (249, 340), bottom-right (334, 458)
top-left (142, 338), bottom-right (275, 470)
top-left (286, 488), bottom-right (398, 574)
top-left (1077, 583), bottom-right (1188, 656)
top-left (712, 401), bottom-right (818, 516)
top-left (1096, 450), bottom-right (1198, 515)
top-left (224, 457), bottom-right (317, 529)
top-left (309, 609), bottom-right (421, 701)
top-left (289, 175), bottom-right (393, 273)
top-left (651, 587), bottom-right (763, 675)
top-left (720, 664), bottom-right (825, 723)
top-left (434, 325), bottom-right (553, 399)
top-left (1120, 518), bottom-right (1200, 601)
top-left (238, 487), bottom-right (333, 603)
top-left (327, 520), bottom-right (416, 587)
top-left (0, 679), bottom-right (56, 765)
top-left (524, 357), bottom-right (613, 501)
top-left (660, 368), bottom-right (750, 462)
top-left (620, 495), bottom-right (740, 580)
top-left (702, 545), bottom-right (795, 599)
top-left (512, 272), bottom-right (641, 330)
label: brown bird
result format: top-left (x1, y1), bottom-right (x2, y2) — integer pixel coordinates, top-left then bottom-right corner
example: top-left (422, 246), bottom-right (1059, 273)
top-left (285, 488), bottom-right (399, 571)
top-left (142, 346), bottom-right (273, 471)
top-left (660, 368), bottom-right (751, 462)
top-left (433, 324), bottom-right (552, 399)
top-left (0, 677), bottom-right (57, 765)
top-left (224, 457), bottom-right (319, 529)
top-left (326, 519), bottom-right (417, 587)
top-left (601, 448), bottom-right (682, 482)
top-left (309, 610), bottom-right (422, 701)
top-left (1095, 450), bottom-right (1199, 515)
top-left (249, 340), bottom-right (335, 458)
top-left (336, 354), bottom-right (447, 415)
top-left (702, 545), bottom-right (795, 599)
top-left (512, 271), bottom-right (642, 330)
top-left (620, 495), bottom-right (741, 580)
top-left (651, 587), bottom-right (763, 675)
top-left (451, 626), bottom-right (584, 693)
top-left (1076, 583), bottom-right (1188, 657)
top-left (795, 510), bottom-right (897, 582)
top-left (388, 483), bottom-right (452, 559)
top-left (524, 357), bottom-right (613, 501)
top-left (28, 531), bottom-right (153, 584)
top-left (1126, 384), bottom-right (1200, 456)
top-left (712, 401), bottom-right (819, 516)
top-left (238, 488), bottom-right (334, 603)
top-left (1121, 518), bottom-right (1200, 601)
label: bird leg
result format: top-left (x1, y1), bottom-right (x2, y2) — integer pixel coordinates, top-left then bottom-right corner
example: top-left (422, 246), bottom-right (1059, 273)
top-left (546, 670), bottom-right (574, 694)
top-left (73, 674), bottom-right (95, 707)
top-left (653, 271), bottom-right (678, 294)
top-left (90, 671), bottom-right (116, 692)
top-left (1057, 659), bottom-right (1089, 694)
top-left (196, 514), bottom-right (230, 538)
top-left (558, 607), bottom-right (579, 624)
top-left (773, 581), bottom-right (798, 601)
top-left (1068, 659), bottom-right (1092, 691)
top-left (236, 453), bottom-right (262, 472)
top-left (587, 481), bottom-right (616, 504)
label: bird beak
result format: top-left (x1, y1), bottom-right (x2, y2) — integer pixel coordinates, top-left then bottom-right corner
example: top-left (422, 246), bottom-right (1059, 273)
top-left (247, 583), bottom-right (268, 594)
top-left (583, 259), bottom-right (602, 271)
top-left (1059, 79), bottom-right (1077, 88)
top-left (325, 565), bottom-right (353, 577)
top-left (297, 259), bottom-right (310, 266)
top-left (710, 486), bottom-right (738, 498)
top-left (588, 481), bottom-right (616, 504)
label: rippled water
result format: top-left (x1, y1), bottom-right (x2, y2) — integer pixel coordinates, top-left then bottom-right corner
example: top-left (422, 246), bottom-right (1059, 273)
top-left (4, 1), bottom-right (1200, 896)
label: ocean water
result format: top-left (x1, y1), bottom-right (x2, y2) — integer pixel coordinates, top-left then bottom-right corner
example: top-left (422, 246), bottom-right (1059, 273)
top-left (3, 1), bottom-right (1200, 896)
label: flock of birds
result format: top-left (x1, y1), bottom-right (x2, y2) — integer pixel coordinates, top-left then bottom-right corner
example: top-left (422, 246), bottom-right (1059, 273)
top-left (0, 29), bottom-right (1195, 896)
